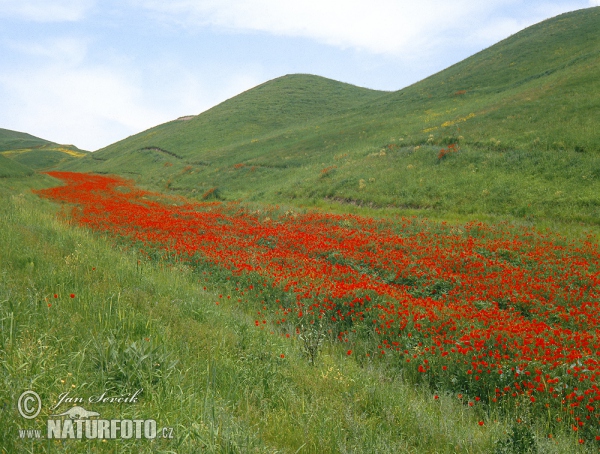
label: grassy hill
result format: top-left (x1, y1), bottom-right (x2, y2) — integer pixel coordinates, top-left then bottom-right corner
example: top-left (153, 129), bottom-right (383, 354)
top-left (362, 5), bottom-right (599, 152)
top-left (67, 74), bottom-right (388, 177)
top-left (93, 74), bottom-right (388, 160)
top-left (0, 128), bottom-right (89, 173)
top-left (0, 128), bottom-right (54, 152)
top-left (0, 153), bottom-right (34, 177)
top-left (2, 145), bottom-right (89, 171)
top-left (64, 7), bottom-right (600, 227)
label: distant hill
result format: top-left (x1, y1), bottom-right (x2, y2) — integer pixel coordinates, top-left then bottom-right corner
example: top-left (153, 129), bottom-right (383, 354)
top-left (0, 128), bottom-right (54, 152)
top-left (0, 128), bottom-right (89, 173)
top-left (62, 7), bottom-right (600, 224)
top-left (89, 74), bottom-right (388, 160)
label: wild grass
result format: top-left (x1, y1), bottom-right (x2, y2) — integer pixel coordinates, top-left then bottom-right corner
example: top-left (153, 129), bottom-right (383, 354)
top-left (1, 147), bottom-right (88, 171)
top-left (2, 175), bottom-right (592, 453)
top-left (0, 154), bottom-right (34, 178)
top-left (0, 128), bottom-right (54, 153)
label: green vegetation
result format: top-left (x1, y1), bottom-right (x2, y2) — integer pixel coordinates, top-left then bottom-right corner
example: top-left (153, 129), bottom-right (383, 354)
top-left (60, 7), bottom-right (600, 232)
top-left (2, 146), bottom-right (88, 171)
top-left (0, 128), bottom-right (54, 152)
top-left (0, 174), bottom-right (588, 453)
top-left (3, 6), bottom-right (600, 453)
top-left (0, 154), bottom-right (34, 178)
top-left (0, 128), bottom-right (89, 175)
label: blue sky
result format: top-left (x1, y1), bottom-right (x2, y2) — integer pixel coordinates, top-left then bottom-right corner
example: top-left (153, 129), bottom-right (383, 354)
top-left (1, 0), bottom-right (598, 151)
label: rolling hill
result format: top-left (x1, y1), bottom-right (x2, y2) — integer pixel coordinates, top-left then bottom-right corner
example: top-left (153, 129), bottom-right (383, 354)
top-left (0, 128), bottom-right (89, 174)
top-left (61, 7), bottom-right (600, 224)
top-left (0, 128), bottom-right (54, 152)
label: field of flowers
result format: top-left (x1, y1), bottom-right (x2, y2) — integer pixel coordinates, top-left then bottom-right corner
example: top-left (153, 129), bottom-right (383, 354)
top-left (36, 171), bottom-right (600, 446)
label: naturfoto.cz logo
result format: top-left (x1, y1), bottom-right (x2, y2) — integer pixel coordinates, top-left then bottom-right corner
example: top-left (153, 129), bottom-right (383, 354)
top-left (47, 414), bottom-right (162, 440)
top-left (17, 389), bottom-right (174, 441)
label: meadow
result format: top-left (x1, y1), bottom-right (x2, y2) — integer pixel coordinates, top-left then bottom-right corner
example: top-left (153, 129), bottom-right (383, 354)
top-left (0, 170), bottom-right (596, 453)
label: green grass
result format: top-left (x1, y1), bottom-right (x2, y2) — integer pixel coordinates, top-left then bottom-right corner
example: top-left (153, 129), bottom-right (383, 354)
top-left (2, 174), bottom-right (592, 453)
top-left (0, 154), bottom-right (34, 178)
top-left (1, 146), bottom-right (88, 171)
top-left (0, 128), bottom-right (55, 153)
top-left (0, 128), bottom-right (89, 175)
top-left (59, 7), bottom-right (600, 232)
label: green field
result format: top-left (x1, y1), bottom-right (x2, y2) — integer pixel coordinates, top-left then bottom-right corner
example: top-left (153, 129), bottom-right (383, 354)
top-left (1, 6), bottom-right (600, 454)
top-left (1, 173), bottom-right (590, 454)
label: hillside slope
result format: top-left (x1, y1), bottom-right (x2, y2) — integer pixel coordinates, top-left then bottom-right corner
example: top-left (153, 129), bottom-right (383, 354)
top-left (64, 7), bottom-right (600, 225)
top-left (0, 128), bottom-right (54, 152)
top-left (0, 128), bottom-right (89, 172)
top-left (0, 153), bottom-right (34, 177)
top-left (92, 74), bottom-right (388, 160)
top-left (361, 6), bottom-right (600, 151)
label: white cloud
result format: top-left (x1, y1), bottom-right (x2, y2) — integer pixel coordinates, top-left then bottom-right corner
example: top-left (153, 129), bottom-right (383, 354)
top-left (590, 0), bottom-right (600, 6)
top-left (0, 37), bottom-right (158, 149)
top-left (134, 1), bottom-right (597, 59)
top-left (135, 0), bottom-right (500, 58)
top-left (466, 16), bottom-right (534, 45)
top-left (0, 36), bottom-right (265, 150)
top-left (0, 0), bottom-right (95, 22)
top-left (0, 65), bottom-right (163, 150)
top-left (142, 57), bottom-right (264, 118)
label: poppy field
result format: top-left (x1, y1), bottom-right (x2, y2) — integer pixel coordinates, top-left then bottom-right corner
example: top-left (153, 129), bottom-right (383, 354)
top-left (36, 171), bottom-right (600, 446)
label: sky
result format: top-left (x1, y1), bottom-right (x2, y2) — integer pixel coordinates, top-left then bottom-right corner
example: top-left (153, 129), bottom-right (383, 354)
top-left (1, 0), bottom-right (598, 151)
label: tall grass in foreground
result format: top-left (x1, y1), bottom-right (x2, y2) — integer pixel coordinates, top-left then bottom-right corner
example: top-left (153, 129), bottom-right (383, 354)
top-left (0, 176), bottom-right (591, 453)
